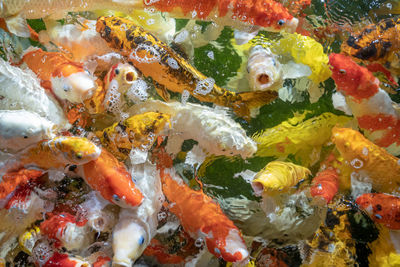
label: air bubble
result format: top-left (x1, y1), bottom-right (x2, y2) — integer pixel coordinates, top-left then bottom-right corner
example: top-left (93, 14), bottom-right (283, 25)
top-left (194, 77), bottom-right (215, 95)
top-left (181, 90), bottom-right (190, 104)
top-left (362, 147), bottom-right (368, 156)
top-left (147, 19), bottom-right (155, 25)
top-left (129, 44), bottom-right (161, 63)
top-left (350, 158), bottom-right (363, 169)
top-left (126, 79), bottom-right (149, 103)
top-left (195, 237), bottom-right (204, 247)
top-left (207, 51), bottom-right (214, 60)
top-left (167, 57), bottom-right (180, 69)
top-left (144, 0), bottom-right (160, 5)
top-left (157, 211), bottom-right (167, 221)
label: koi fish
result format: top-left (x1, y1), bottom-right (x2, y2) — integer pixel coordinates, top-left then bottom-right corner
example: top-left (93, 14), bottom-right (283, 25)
top-left (329, 53), bottom-right (400, 155)
top-left (143, 239), bottom-right (185, 264)
top-left (146, 0), bottom-right (298, 33)
top-left (96, 16), bottom-right (278, 120)
top-left (310, 169), bottom-right (339, 204)
top-left (0, 110), bottom-right (54, 153)
top-left (356, 193), bottom-right (400, 230)
top-left (247, 45), bottom-right (283, 91)
top-left (331, 127), bottom-right (400, 194)
top-left (96, 112), bottom-right (170, 160)
top-left (341, 17), bottom-right (400, 75)
top-left (0, 168), bottom-right (44, 199)
top-left (112, 162), bottom-right (163, 265)
top-left (129, 100), bottom-right (257, 158)
top-left (251, 161), bottom-right (311, 197)
top-left (252, 112), bottom-right (351, 166)
top-left (158, 157), bottom-right (249, 262)
top-left (20, 48), bottom-right (97, 103)
top-left (40, 212), bottom-right (91, 251)
top-left (17, 136), bottom-right (101, 170)
top-left (0, 58), bottom-right (69, 128)
top-left (19, 225), bottom-right (41, 255)
top-left (78, 148), bottom-right (144, 208)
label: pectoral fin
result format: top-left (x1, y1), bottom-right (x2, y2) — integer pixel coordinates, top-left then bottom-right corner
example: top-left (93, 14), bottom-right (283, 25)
top-left (5, 15), bottom-right (30, 38)
top-left (154, 81), bottom-right (170, 101)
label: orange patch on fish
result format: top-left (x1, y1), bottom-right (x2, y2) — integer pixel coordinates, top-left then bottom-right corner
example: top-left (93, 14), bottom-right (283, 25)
top-left (0, 168), bottom-right (44, 199)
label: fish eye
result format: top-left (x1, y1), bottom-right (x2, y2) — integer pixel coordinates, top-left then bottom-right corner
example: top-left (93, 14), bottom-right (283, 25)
top-left (278, 20), bottom-right (285, 26)
top-left (339, 69), bottom-right (347, 74)
top-left (75, 153), bottom-right (83, 159)
top-left (138, 236), bottom-right (145, 245)
top-left (115, 68), bottom-right (120, 75)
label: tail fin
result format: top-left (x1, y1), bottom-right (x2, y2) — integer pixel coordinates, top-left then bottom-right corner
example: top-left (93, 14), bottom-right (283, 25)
top-left (233, 90), bottom-right (278, 120)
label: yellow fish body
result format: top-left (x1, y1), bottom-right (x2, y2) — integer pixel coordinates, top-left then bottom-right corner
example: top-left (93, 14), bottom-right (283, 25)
top-left (19, 136), bottom-right (101, 170)
top-left (19, 225), bottom-right (41, 255)
top-left (251, 161), bottom-right (311, 196)
top-left (96, 16), bottom-right (278, 120)
top-left (332, 127), bottom-right (400, 193)
top-left (96, 112), bottom-right (170, 160)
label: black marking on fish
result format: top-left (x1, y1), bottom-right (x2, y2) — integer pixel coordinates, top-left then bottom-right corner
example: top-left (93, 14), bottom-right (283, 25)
top-left (126, 29), bottom-right (133, 41)
top-left (103, 131), bottom-right (110, 143)
top-left (117, 122), bottom-right (127, 132)
top-left (113, 36), bottom-right (121, 47)
top-left (104, 25), bottom-right (112, 42)
top-left (346, 36), bottom-right (362, 50)
top-left (134, 36), bottom-right (146, 45)
top-left (380, 19), bottom-right (395, 31)
top-left (354, 43), bottom-right (377, 60)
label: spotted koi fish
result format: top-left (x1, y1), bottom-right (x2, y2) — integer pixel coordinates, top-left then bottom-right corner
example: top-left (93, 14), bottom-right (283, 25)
top-left (96, 16), bottom-right (278, 120)
top-left (78, 148), bottom-right (144, 208)
top-left (356, 193), bottom-right (400, 230)
top-left (329, 53), bottom-right (400, 155)
top-left (17, 136), bottom-right (101, 170)
top-left (20, 48), bottom-right (97, 103)
top-left (157, 150), bottom-right (249, 263)
top-left (341, 17), bottom-right (400, 75)
top-left (96, 112), bottom-right (170, 160)
top-left (331, 127), bottom-right (400, 194)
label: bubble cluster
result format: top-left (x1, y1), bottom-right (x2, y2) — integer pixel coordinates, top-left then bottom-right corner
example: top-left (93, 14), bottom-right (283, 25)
top-left (129, 44), bottom-right (161, 64)
top-left (104, 79), bottom-right (122, 114)
top-left (126, 79), bottom-right (149, 103)
top-left (194, 78), bottom-right (215, 95)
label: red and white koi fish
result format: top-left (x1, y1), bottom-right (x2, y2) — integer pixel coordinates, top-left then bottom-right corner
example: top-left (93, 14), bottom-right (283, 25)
top-left (42, 252), bottom-right (90, 267)
top-left (40, 212), bottom-right (91, 251)
top-left (20, 48), bottom-right (97, 103)
top-left (356, 193), bottom-right (400, 230)
top-left (156, 150), bottom-right (249, 263)
top-left (0, 168), bottom-right (44, 199)
top-left (78, 148), bottom-right (144, 208)
top-left (329, 53), bottom-right (400, 156)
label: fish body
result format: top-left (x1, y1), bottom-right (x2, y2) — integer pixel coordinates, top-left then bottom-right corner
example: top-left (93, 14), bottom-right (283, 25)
top-left (0, 110), bottom-right (54, 153)
top-left (147, 0), bottom-right (298, 33)
top-left (79, 148), bottom-right (144, 208)
top-left (129, 100), bottom-right (257, 158)
top-left (96, 16), bottom-right (278, 120)
top-left (19, 225), bottom-right (41, 255)
top-left (0, 58), bottom-right (68, 128)
top-left (332, 127), bottom-right (400, 193)
top-left (329, 53), bottom-right (400, 155)
top-left (18, 136), bottom-right (101, 170)
top-left (341, 17), bottom-right (400, 74)
top-left (21, 48), bottom-right (97, 103)
top-left (310, 169), bottom-right (339, 204)
top-left (251, 161), bottom-right (311, 196)
top-left (40, 212), bottom-right (91, 250)
top-left (356, 193), bottom-right (400, 230)
top-left (159, 165), bottom-right (249, 263)
top-left (97, 112), bottom-right (170, 160)
top-left (43, 252), bottom-right (90, 267)
top-left (0, 168), bottom-right (44, 199)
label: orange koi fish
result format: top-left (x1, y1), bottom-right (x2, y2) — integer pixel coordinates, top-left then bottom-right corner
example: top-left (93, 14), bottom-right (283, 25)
top-left (96, 16), bottom-right (278, 120)
top-left (356, 193), bottom-right (400, 230)
top-left (147, 0), bottom-right (298, 33)
top-left (42, 252), bottom-right (90, 267)
top-left (40, 212), bottom-right (89, 250)
top-left (20, 48), bottom-right (97, 103)
top-left (329, 53), bottom-right (400, 155)
top-left (332, 127), bottom-right (400, 193)
top-left (143, 239), bottom-right (185, 264)
top-left (78, 148), bottom-right (143, 208)
top-left (157, 150), bottom-right (248, 263)
top-left (0, 168), bottom-right (44, 199)
top-left (310, 169), bottom-right (339, 204)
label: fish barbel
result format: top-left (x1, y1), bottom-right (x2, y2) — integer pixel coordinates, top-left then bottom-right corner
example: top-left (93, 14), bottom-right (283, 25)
top-left (96, 16), bottom-right (278, 120)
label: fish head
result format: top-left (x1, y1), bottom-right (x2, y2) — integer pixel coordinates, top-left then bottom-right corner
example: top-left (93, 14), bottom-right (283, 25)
top-left (51, 69), bottom-right (97, 103)
top-left (104, 63), bottom-right (139, 94)
top-left (202, 227), bottom-right (249, 263)
top-left (54, 136), bottom-right (101, 165)
top-left (356, 193), bottom-right (374, 210)
top-left (329, 53), bottom-right (380, 100)
top-left (254, 1), bottom-right (298, 33)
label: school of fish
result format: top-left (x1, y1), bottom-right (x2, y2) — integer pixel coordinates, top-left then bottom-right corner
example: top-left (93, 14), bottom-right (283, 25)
top-left (0, 0), bottom-right (400, 266)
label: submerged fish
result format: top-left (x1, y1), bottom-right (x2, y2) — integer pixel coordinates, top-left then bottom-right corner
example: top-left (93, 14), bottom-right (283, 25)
top-left (96, 16), bottom-right (278, 120)
top-left (20, 48), bottom-right (97, 103)
top-left (356, 193), bottom-right (400, 230)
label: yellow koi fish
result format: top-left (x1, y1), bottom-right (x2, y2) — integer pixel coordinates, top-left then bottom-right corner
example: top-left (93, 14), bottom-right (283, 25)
top-left (96, 112), bottom-right (170, 160)
top-left (19, 136), bottom-right (101, 170)
top-left (96, 16), bottom-right (278, 120)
